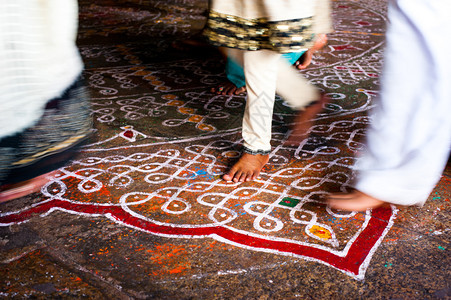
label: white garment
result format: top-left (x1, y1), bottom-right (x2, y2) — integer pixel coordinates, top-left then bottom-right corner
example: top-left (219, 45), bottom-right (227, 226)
top-left (210, 0), bottom-right (316, 22)
top-left (217, 0), bottom-right (332, 153)
top-left (207, 0), bottom-right (333, 53)
top-left (227, 48), bottom-right (319, 153)
top-left (354, 0), bottom-right (451, 206)
top-left (0, 0), bottom-right (83, 139)
top-left (211, 0), bottom-right (332, 32)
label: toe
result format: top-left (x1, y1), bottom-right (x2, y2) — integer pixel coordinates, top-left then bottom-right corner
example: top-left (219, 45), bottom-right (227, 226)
top-left (237, 171), bottom-right (248, 182)
top-left (222, 174), bottom-right (232, 181)
top-left (224, 86), bottom-right (235, 95)
top-left (231, 170), bottom-right (242, 182)
top-left (250, 170), bottom-right (260, 181)
top-left (223, 171), bottom-right (235, 181)
top-left (244, 172), bottom-right (253, 182)
top-left (235, 87), bottom-right (246, 95)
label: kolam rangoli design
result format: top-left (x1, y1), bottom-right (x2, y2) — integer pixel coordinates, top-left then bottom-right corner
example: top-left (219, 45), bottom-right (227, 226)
top-left (0, 0), bottom-right (396, 280)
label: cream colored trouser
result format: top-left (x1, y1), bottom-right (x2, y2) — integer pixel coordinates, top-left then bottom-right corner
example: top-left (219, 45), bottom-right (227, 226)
top-left (228, 48), bottom-right (320, 153)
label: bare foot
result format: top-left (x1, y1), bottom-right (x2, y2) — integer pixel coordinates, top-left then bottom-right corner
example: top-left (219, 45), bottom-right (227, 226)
top-left (295, 34), bottom-right (328, 70)
top-left (327, 190), bottom-right (387, 212)
top-left (284, 94), bottom-right (329, 146)
top-left (211, 81), bottom-right (246, 96)
top-left (223, 153), bottom-right (269, 182)
top-left (295, 49), bottom-right (314, 70)
top-left (0, 170), bottom-right (58, 203)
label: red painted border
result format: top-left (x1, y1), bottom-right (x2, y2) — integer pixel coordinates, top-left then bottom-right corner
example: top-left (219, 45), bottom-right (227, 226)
top-left (0, 200), bottom-right (393, 276)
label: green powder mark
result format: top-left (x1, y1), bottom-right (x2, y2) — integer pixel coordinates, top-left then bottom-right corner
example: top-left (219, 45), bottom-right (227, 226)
top-left (279, 197), bottom-right (300, 208)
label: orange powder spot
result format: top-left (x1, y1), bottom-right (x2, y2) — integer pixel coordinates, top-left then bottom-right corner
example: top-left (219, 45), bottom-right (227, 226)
top-left (134, 70), bottom-right (151, 76)
top-left (162, 94), bottom-right (177, 100)
top-left (197, 123), bottom-right (215, 132)
top-left (168, 265), bottom-right (187, 274)
top-left (167, 100), bottom-right (184, 106)
top-left (144, 75), bottom-right (157, 81)
top-left (130, 66), bottom-right (145, 71)
top-left (146, 243), bottom-right (191, 275)
top-left (178, 107), bottom-right (195, 114)
top-left (188, 115), bottom-right (203, 123)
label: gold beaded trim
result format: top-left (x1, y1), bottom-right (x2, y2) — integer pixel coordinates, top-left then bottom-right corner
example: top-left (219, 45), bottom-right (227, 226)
top-left (204, 10), bottom-right (315, 53)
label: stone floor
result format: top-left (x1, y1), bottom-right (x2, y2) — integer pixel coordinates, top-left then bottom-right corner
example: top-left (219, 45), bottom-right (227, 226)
top-left (0, 0), bottom-right (449, 299)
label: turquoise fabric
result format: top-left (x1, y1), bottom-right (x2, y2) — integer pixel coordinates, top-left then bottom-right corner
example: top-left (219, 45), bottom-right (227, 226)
top-left (225, 51), bottom-right (305, 88)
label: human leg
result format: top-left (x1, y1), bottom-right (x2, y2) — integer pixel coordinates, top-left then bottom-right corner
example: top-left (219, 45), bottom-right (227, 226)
top-left (274, 57), bottom-right (326, 145)
top-left (213, 51), bottom-right (304, 96)
top-left (223, 49), bottom-right (281, 182)
top-left (328, 0), bottom-right (451, 211)
top-left (0, 77), bottom-right (92, 202)
top-left (0, 0), bottom-right (90, 203)
top-left (0, 170), bottom-right (59, 203)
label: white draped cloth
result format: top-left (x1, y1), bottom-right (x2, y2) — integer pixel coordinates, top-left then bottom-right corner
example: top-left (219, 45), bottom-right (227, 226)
top-left (354, 0), bottom-right (451, 206)
top-left (0, 0), bottom-right (83, 139)
top-left (211, 0), bottom-right (316, 21)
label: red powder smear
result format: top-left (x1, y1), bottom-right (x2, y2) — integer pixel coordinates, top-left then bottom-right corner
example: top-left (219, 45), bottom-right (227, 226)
top-left (123, 130), bottom-right (134, 138)
top-left (355, 21), bottom-right (371, 26)
top-left (333, 44), bottom-right (359, 51)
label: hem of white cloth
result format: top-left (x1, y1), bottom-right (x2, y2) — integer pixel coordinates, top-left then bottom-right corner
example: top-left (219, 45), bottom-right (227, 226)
top-left (243, 146), bottom-right (271, 155)
top-left (0, 56), bottom-right (83, 139)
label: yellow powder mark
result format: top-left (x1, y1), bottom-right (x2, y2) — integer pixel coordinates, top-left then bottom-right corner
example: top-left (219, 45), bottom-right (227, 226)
top-left (178, 107), bottom-right (195, 114)
top-left (309, 225), bottom-right (332, 240)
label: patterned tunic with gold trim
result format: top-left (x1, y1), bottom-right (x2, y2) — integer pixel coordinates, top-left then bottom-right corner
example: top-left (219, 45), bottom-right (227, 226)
top-left (204, 0), bottom-right (332, 53)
